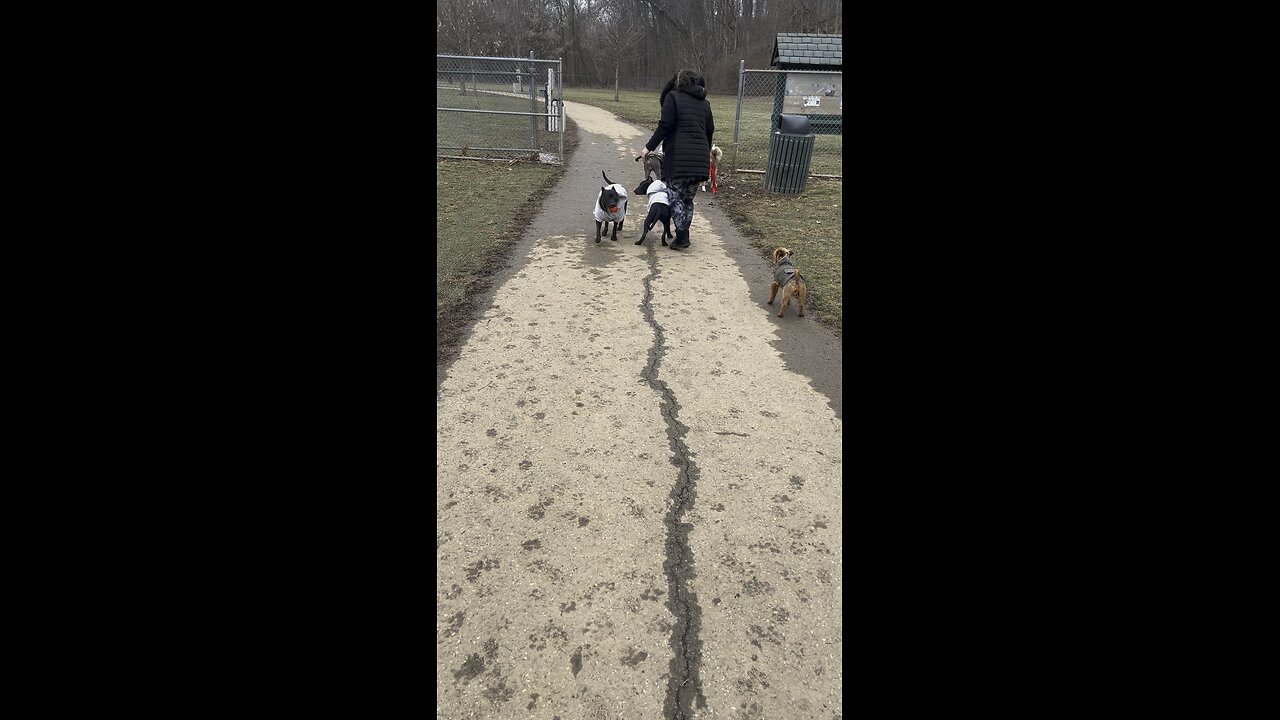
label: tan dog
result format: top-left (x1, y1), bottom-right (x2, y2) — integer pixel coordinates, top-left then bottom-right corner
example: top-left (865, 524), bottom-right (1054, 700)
top-left (767, 247), bottom-right (808, 318)
top-left (703, 145), bottom-right (724, 192)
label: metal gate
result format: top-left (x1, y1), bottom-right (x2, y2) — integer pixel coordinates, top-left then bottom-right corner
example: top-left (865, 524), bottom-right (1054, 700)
top-left (436, 53), bottom-right (565, 164)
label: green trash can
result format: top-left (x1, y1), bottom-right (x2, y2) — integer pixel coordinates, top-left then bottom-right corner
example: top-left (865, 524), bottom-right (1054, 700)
top-left (764, 114), bottom-right (815, 194)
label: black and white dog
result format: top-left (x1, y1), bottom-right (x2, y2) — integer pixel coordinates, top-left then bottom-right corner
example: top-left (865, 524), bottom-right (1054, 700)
top-left (594, 170), bottom-right (628, 243)
top-left (632, 177), bottom-right (673, 246)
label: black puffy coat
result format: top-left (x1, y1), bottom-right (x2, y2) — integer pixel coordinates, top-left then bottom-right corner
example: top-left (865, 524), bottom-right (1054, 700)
top-left (645, 82), bottom-right (715, 182)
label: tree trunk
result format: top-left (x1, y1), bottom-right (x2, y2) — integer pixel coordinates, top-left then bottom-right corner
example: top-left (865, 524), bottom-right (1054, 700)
top-left (614, 61), bottom-right (619, 100)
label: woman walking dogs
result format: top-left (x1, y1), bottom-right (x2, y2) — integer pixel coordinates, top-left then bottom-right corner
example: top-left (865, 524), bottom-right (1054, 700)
top-left (640, 69), bottom-right (714, 251)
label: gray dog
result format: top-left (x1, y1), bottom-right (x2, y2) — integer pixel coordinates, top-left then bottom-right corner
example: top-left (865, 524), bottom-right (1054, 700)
top-left (634, 150), bottom-right (663, 182)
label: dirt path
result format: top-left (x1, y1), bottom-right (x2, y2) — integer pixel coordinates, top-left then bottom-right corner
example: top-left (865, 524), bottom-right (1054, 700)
top-left (437, 100), bottom-right (843, 720)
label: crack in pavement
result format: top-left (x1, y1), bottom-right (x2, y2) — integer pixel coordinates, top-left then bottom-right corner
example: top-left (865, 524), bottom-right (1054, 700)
top-left (638, 242), bottom-right (707, 720)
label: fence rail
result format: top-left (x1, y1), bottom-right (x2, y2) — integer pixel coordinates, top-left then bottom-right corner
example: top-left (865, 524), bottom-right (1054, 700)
top-left (437, 53), bottom-right (565, 164)
top-left (730, 64), bottom-right (842, 179)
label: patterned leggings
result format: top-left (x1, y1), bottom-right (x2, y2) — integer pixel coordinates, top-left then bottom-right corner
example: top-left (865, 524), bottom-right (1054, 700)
top-left (666, 177), bottom-right (701, 232)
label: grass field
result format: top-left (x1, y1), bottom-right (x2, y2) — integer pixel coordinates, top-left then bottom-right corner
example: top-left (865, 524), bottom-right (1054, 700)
top-left (436, 117), bottom-right (580, 364)
top-left (561, 86), bottom-right (842, 176)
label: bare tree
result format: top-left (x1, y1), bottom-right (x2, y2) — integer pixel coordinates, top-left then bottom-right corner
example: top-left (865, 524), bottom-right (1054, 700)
top-left (597, 0), bottom-right (642, 99)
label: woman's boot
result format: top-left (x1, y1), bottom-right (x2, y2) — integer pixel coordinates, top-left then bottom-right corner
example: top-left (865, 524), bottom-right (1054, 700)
top-left (672, 229), bottom-right (690, 249)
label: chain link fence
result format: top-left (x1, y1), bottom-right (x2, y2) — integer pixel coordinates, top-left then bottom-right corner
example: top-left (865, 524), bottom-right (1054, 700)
top-left (730, 66), bottom-right (842, 179)
top-left (437, 54), bottom-right (565, 164)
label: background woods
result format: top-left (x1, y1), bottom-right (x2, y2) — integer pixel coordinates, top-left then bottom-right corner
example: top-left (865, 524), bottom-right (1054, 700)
top-left (436, 0), bottom-right (841, 92)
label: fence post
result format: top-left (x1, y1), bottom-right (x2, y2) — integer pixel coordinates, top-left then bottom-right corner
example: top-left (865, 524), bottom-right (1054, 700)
top-left (772, 71), bottom-right (784, 125)
top-left (732, 59), bottom-right (745, 173)
top-left (558, 58), bottom-right (564, 164)
top-left (529, 52), bottom-right (538, 156)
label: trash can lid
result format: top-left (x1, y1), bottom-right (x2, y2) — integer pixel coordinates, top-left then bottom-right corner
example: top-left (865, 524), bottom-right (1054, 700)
top-left (775, 114), bottom-right (812, 135)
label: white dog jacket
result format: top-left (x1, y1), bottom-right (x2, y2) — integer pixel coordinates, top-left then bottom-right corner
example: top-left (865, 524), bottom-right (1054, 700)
top-left (646, 180), bottom-right (670, 209)
top-left (593, 184), bottom-right (628, 223)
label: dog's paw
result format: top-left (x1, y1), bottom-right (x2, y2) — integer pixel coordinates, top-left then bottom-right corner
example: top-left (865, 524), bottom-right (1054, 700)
top-left (595, 238), bottom-right (601, 243)
top-left (661, 240), bottom-right (668, 246)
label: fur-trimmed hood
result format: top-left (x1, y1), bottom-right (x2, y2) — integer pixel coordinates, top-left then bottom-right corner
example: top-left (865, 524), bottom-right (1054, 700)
top-left (659, 73), bottom-right (707, 108)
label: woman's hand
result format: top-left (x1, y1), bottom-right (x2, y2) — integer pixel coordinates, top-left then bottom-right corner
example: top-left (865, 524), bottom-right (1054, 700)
top-left (640, 147), bottom-right (649, 160)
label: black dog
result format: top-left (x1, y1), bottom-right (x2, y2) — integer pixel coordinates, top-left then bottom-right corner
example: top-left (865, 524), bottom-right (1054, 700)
top-left (594, 170), bottom-right (628, 243)
top-left (633, 178), bottom-right (673, 246)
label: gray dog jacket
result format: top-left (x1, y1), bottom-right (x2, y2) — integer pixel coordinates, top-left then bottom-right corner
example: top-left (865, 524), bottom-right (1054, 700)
top-left (774, 257), bottom-right (801, 287)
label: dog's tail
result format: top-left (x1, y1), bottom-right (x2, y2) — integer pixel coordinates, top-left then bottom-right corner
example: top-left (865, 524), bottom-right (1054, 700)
top-left (603, 169), bottom-right (614, 186)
